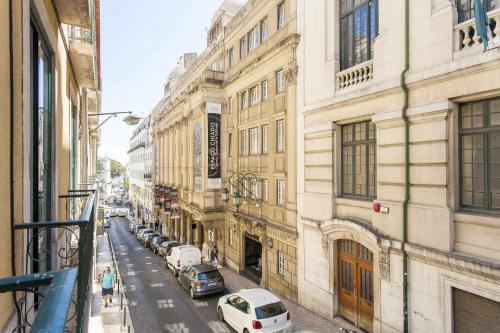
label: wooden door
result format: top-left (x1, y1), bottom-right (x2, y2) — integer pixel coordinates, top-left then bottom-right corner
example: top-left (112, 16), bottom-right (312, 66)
top-left (338, 240), bottom-right (374, 332)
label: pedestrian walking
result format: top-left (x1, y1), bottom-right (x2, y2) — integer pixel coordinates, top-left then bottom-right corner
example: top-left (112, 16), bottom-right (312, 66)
top-left (210, 246), bottom-right (218, 267)
top-left (100, 266), bottom-right (115, 308)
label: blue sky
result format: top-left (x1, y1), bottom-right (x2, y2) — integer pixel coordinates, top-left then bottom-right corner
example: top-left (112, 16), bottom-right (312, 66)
top-left (99, 0), bottom-right (222, 164)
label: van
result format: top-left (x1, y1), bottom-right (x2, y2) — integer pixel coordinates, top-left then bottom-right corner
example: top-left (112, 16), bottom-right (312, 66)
top-left (166, 245), bottom-right (202, 276)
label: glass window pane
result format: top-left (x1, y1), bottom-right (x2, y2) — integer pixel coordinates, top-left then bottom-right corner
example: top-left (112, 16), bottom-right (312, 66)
top-left (490, 99), bottom-right (500, 126)
top-left (472, 102), bottom-right (484, 128)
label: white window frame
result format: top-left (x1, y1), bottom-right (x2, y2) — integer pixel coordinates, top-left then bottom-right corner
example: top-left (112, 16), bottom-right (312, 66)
top-left (260, 17), bottom-right (268, 42)
top-left (276, 119), bottom-right (285, 153)
top-left (261, 179), bottom-right (268, 201)
top-left (240, 130), bottom-right (248, 155)
top-left (250, 86), bottom-right (259, 106)
top-left (249, 127), bottom-right (259, 155)
top-left (278, 2), bottom-right (286, 30)
top-left (240, 37), bottom-right (247, 58)
top-left (276, 70), bottom-right (285, 94)
top-left (228, 132), bottom-right (232, 157)
top-left (261, 124), bottom-right (268, 154)
top-left (241, 91), bottom-right (248, 109)
top-left (277, 179), bottom-right (285, 205)
top-left (262, 80), bottom-right (269, 101)
top-left (278, 251), bottom-right (285, 275)
top-left (228, 48), bottom-right (234, 68)
top-left (227, 96), bottom-right (232, 114)
top-left (229, 227), bottom-right (235, 246)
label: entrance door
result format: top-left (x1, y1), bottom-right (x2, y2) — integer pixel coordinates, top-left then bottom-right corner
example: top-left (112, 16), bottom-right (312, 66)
top-left (244, 235), bottom-right (262, 283)
top-left (338, 240), bottom-right (374, 332)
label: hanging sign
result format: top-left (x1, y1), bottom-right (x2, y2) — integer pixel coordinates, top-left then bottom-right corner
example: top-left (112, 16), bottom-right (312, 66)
top-left (207, 102), bottom-right (221, 189)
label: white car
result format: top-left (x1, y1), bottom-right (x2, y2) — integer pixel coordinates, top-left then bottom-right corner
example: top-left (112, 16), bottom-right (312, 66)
top-left (217, 288), bottom-right (292, 333)
top-left (118, 209), bottom-right (127, 217)
top-left (165, 245), bottom-right (201, 276)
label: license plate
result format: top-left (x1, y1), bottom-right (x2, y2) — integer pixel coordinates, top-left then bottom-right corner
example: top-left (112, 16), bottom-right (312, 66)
top-left (208, 282), bottom-right (216, 286)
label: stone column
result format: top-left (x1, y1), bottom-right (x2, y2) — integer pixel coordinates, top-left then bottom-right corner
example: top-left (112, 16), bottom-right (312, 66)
top-left (179, 211), bottom-right (185, 244)
top-left (174, 217), bottom-right (179, 240)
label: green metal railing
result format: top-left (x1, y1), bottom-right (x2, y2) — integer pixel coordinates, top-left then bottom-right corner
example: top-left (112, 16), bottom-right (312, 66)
top-left (0, 190), bottom-right (97, 333)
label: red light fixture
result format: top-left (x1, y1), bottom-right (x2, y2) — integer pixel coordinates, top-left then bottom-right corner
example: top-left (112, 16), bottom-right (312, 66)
top-left (287, 311), bottom-right (291, 320)
top-left (372, 203), bottom-right (381, 212)
top-left (252, 320), bottom-right (263, 329)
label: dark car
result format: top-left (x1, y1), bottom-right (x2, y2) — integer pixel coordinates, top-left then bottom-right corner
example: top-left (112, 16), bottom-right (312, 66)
top-left (177, 264), bottom-right (225, 299)
top-left (151, 236), bottom-right (168, 253)
top-left (133, 225), bottom-right (146, 235)
top-left (144, 233), bottom-right (159, 248)
top-left (159, 241), bottom-right (181, 259)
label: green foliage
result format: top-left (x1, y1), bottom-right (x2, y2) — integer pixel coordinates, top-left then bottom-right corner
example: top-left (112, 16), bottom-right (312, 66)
top-left (124, 175), bottom-right (130, 190)
top-left (109, 159), bottom-right (125, 178)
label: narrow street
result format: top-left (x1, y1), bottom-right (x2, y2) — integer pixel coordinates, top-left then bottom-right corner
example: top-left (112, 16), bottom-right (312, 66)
top-left (108, 216), bottom-right (232, 333)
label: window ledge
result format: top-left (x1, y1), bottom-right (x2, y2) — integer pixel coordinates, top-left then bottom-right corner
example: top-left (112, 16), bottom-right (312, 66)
top-left (455, 211), bottom-right (500, 228)
top-left (336, 196), bottom-right (373, 209)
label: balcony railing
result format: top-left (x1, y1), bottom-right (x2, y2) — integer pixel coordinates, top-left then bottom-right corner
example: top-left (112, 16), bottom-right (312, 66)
top-left (0, 190), bottom-right (97, 333)
top-left (67, 25), bottom-right (93, 44)
top-left (455, 8), bottom-right (500, 51)
top-left (336, 60), bottom-right (374, 90)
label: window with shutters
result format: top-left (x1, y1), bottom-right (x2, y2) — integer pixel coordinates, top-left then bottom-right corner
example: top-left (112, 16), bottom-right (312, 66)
top-left (249, 127), bottom-right (259, 155)
top-left (276, 70), bottom-right (285, 94)
top-left (250, 86), bottom-right (259, 106)
top-left (262, 80), bottom-right (269, 101)
top-left (277, 180), bottom-right (285, 205)
top-left (276, 119), bottom-right (285, 153)
top-left (262, 125), bottom-right (268, 154)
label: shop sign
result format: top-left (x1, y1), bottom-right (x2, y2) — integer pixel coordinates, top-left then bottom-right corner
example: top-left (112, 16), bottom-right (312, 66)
top-left (207, 102), bottom-right (221, 189)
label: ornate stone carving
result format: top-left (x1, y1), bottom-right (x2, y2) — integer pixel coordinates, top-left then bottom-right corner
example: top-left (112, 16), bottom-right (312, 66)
top-left (284, 65), bottom-right (298, 85)
top-left (379, 247), bottom-right (391, 280)
top-left (321, 234), bottom-right (329, 258)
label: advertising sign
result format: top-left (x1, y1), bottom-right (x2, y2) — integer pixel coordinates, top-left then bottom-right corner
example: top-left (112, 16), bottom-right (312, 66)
top-left (207, 102), bottom-right (222, 189)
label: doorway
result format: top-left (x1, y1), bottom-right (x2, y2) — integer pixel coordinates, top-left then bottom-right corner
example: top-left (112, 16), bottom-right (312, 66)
top-left (244, 234), bottom-right (262, 284)
top-left (338, 240), bottom-right (374, 332)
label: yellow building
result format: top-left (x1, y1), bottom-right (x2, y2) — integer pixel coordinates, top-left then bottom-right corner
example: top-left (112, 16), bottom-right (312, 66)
top-left (152, 0), bottom-right (299, 301)
top-left (0, 0), bottom-right (101, 330)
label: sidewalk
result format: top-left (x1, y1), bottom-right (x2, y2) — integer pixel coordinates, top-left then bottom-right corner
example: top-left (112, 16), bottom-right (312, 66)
top-left (219, 266), bottom-right (359, 333)
top-left (89, 234), bottom-right (132, 333)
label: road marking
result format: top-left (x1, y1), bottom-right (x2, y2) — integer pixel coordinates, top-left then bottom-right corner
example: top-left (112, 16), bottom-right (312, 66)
top-left (208, 321), bottom-right (231, 333)
top-left (165, 323), bottom-right (189, 332)
top-left (157, 299), bottom-right (175, 308)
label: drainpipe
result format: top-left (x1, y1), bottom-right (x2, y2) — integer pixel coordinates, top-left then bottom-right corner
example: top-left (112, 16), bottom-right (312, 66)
top-left (400, 0), bottom-right (410, 332)
top-left (9, 0), bottom-right (22, 330)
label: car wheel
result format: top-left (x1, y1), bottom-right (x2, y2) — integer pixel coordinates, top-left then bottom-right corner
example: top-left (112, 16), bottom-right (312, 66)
top-left (190, 287), bottom-right (196, 299)
top-left (217, 306), bottom-right (225, 322)
top-left (243, 329), bottom-right (249, 333)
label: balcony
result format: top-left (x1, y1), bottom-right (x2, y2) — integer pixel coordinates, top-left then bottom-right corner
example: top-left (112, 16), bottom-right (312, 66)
top-left (0, 190), bottom-right (97, 333)
top-left (53, 0), bottom-right (91, 29)
top-left (336, 60), bottom-right (374, 91)
top-left (454, 8), bottom-right (500, 56)
top-left (202, 69), bottom-right (224, 87)
top-left (65, 25), bottom-right (96, 89)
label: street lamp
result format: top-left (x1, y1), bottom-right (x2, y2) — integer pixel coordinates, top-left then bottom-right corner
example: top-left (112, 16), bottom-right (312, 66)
top-left (88, 111), bottom-right (142, 132)
top-left (221, 172), bottom-right (262, 210)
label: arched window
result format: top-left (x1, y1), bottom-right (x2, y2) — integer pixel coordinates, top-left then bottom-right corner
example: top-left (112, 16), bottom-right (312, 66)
top-left (193, 122), bottom-right (202, 192)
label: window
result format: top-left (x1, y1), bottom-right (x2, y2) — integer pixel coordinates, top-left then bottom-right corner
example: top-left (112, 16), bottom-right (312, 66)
top-left (241, 91), bottom-right (248, 110)
top-left (211, 60), bottom-right (220, 71)
top-left (341, 121), bottom-right (376, 198)
top-left (228, 48), bottom-right (234, 68)
top-left (277, 180), bottom-right (285, 205)
top-left (277, 2), bottom-right (286, 29)
top-left (250, 127), bottom-right (259, 155)
top-left (228, 133), bottom-right (233, 157)
top-left (240, 130), bottom-right (248, 155)
top-left (453, 288), bottom-right (500, 332)
top-left (276, 70), bottom-right (285, 94)
top-left (247, 26), bottom-right (259, 51)
top-left (262, 80), bottom-right (269, 101)
top-left (227, 96), bottom-right (233, 114)
top-left (276, 119), bottom-right (285, 152)
top-left (229, 227), bottom-right (235, 246)
top-left (278, 251), bottom-right (285, 275)
top-left (250, 180), bottom-right (258, 199)
top-left (340, 0), bottom-right (378, 70)
top-left (457, 0), bottom-right (495, 23)
top-left (262, 125), bottom-right (269, 154)
top-left (250, 86), bottom-right (260, 106)
top-left (460, 98), bottom-right (500, 212)
top-left (261, 179), bottom-right (268, 201)
top-left (240, 37), bottom-right (247, 58)
top-left (260, 17), bottom-right (268, 42)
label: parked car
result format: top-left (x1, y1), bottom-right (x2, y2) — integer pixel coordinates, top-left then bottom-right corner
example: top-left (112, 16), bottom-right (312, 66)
top-left (133, 225), bottom-right (146, 235)
top-left (104, 220), bottom-right (110, 228)
top-left (137, 229), bottom-right (154, 242)
top-left (109, 209), bottom-right (118, 217)
top-left (178, 264), bottom-right (225, 299)
top-left (166, 245), bottom-right (202, 276)
top-left (118, 209), bottom-right (127, 217)
top-left (128, 223), bottom-right (138, 233)
top-left (151, 236), bottom-right (168, 253)
top-left (158, 241), bottom-right (180, 258)
top-left (144, 233), bottom-right (159, 247)
top-left (217, 288), bottom-right (292, 333)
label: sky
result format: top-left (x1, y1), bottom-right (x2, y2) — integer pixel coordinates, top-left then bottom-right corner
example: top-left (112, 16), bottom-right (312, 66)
top-left (98, 0), bottom-right (223, 165)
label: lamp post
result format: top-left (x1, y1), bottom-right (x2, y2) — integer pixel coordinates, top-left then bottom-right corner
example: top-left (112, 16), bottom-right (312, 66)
top-left (221, 172), bottom-right (262, 211)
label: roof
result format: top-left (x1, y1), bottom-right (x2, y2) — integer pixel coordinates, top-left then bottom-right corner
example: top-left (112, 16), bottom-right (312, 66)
top-left (191, 264), bottom-right (217, 273)
top-left (236, 288), bottom-right (281, 308)
top-left (210, 0), bottom-right (245, 26)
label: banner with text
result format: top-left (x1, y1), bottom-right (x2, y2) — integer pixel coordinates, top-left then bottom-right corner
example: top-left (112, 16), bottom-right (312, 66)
top-left (207, 102), bottom-right (222, 189)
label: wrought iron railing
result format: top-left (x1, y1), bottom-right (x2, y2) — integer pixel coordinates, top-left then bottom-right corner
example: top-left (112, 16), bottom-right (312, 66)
top-left (67, 25), bottom-right (93, 44)
top-left (0, 190), bottom-right (97, 333)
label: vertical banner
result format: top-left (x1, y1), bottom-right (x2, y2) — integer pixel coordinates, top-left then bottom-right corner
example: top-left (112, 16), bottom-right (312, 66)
top-left (207, 102), bottom-right (222, 189)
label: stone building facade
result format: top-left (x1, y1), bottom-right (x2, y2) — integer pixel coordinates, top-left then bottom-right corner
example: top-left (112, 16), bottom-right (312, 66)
top-left (152, 0), bottom-right (300, 301)
top-left (296, 0), bottom-right (500, 332)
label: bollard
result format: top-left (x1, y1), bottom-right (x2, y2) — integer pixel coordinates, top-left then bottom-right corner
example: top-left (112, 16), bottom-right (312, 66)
top-left (120, 292), bottom-right (124, 310)
top-left (128, 325), bottom-right (131, 333)
top-left (123, 306), bottom-right (127, 327)
top-left (117, 279), bottom-right (120, 294)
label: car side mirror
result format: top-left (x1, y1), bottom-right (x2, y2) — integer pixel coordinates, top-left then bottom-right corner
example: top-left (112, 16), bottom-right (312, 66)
top-left (225, 298), bottom-right (231, 304)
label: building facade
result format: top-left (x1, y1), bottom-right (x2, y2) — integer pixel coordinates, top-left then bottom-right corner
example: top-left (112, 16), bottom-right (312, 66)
top-left (128, 115), bottom-right (152, 223)
top-left (0, 0), bottom-right (101, 330)
top-left (151, 0), bottom-right (300, 300)
top-left (296, 0), bottom-right (500, 332)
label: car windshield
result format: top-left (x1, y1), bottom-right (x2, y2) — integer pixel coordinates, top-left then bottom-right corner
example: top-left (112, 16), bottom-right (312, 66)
top-left (255, 302), bottom-right (287, 319)
top-left (197, 270), bottom-right (221, 280)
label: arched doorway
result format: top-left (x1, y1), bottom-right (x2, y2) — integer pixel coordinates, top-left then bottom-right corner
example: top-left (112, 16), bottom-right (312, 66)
top-left (338, 239), bottom-right (374, 332)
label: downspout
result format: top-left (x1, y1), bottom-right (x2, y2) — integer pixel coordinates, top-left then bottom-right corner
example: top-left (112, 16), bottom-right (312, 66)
top-left (9, 0), bottom-right (22, 329)
top-left (400, 0), bottom-right (410, 332)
